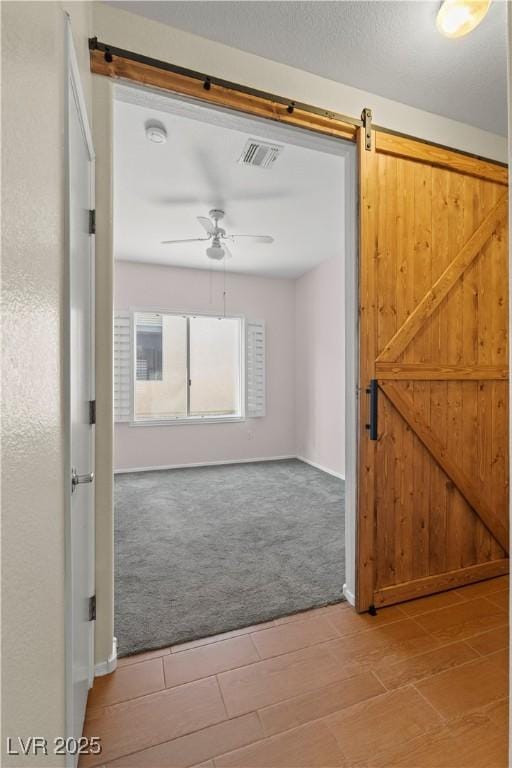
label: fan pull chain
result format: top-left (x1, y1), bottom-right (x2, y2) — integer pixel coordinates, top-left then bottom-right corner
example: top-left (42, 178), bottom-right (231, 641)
top-left (209, 262), bottom-right (213, 305)
top-left (223, 258), bottom-right (227, 318)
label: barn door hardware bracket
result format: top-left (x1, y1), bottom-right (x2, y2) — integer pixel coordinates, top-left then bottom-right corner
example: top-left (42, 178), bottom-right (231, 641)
top-left (361, 108), bottom-right (373, 150)
top-left (365, 379), bottom-right (378, 440)
top-left (368, 604), bottom-right (378, 616)
top-left (89, 39), bottom-right (364, 130)
top-left (88, 595), bottom-right (97, 622)
top-left (89, 37), bottom-right (113, 62)
top-left (89, 209), bottom-right (96, 235)
top-left (89, 400), bottom-right (96, 425)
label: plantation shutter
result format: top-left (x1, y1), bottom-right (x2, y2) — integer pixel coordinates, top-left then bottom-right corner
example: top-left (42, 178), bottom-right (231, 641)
top-left (114, 311), bottom-right (132, 422)
top-left (246, 319), bottom-right (265, 417)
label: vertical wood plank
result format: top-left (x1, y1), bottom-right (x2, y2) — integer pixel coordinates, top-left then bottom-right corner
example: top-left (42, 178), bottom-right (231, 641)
top-left (488, 181), bottom-right (508, 560)
top-left (428, 168), bottom-right (449, 575)
top-left (390, 156), bottom-right (410, 588)
top-left (476, 179), bottom-right (495, 561)
top-left (445, 172), bottom-right (466, 571)
top-left (411, 162), bottom-right (432, 579)
top-left (356, 129), bottom-right (377, 610)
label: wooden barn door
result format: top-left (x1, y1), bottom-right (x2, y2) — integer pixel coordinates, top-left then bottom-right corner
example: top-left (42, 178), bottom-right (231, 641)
top-left (357, 129), bottom-right (509, 611)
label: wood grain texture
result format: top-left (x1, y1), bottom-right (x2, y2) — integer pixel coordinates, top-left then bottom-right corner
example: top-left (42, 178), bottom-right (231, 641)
top-left (81, 677), bottom-right (226, 766)
top-left (85, 602), bottom-right (508, 768)
top-left (104, 714), bottom-right (263, 768)
top-left (375, 131), bottom-right (508, 185)
top-left (373, 640), bottom-right (478, 690)
top-left (375, 363), bottom-right (508, 380)
top-left (377, 194), bottom-right (508, 364)
top-left (356, 129), bottom-right (378, 611)
top-left (373, 560), bottom-right (509, 607)
top-left (325, 686), bottom-right (442, 763)
top-left (357, 132), bottom-right (509, 611)
top-left (258, 672), bottom-right (385, 737)
top-left (415, 655), bottom-right (508, 720)
top-left (380, 381), bottom-right (509, 553)
top-left (90, 50), bottom-right (357, 142)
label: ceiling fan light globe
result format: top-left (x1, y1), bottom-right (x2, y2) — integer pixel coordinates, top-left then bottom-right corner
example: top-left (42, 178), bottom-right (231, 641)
top-left (206, 245), bottom-right (225, 260)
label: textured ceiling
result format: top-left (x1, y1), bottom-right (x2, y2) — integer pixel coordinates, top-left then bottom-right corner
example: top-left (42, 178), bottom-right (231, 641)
top-left (108, 0), bottom-right (507, 136)
top-left (114, 87), bottom-right (345, 278)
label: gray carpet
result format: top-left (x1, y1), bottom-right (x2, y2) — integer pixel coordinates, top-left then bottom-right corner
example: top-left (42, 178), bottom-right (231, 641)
top-left (115, 459), bottom-right (345, 656)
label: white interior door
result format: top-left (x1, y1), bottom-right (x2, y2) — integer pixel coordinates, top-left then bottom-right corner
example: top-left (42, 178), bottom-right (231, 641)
top-left (67, 21), bottom-right (95, 750)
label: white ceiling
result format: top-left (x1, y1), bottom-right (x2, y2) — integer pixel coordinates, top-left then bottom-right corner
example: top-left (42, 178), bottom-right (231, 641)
top-left (114, 86), bottom-right (345, 278)
top-left (108, 1), bottom-right (507, 136)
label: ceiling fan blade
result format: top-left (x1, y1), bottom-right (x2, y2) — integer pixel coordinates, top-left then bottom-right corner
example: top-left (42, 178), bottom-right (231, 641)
top-left (229, 235), bottom-right (274, 244)
top-left (197, 216), bottom-right (215, 235)
top-left (161, 237), bottom-right (210, 245)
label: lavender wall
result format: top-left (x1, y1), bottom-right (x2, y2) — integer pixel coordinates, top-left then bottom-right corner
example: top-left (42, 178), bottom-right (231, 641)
top-left (115, 258), bottom-right (345, 474)
top-left (114, 261), bottom-right (297, 470)
top-left (295, 256), bottom-right (345, 477)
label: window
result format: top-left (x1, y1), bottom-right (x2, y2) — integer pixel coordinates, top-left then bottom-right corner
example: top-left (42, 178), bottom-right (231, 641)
top-left (136, 314), bottom-right (163, 381)
top-left (114, 311), bottom-right (265, 424)
top-left (134, 312), bottom-right (243, 422)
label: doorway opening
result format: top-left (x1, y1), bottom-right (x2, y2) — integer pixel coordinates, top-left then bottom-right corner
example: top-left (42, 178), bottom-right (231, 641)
top-left (112, 82), bottom-right (357, 657)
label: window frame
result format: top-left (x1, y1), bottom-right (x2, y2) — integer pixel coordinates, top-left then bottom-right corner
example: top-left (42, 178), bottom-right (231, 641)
top-left (129, 308), bottom-right (246, 427)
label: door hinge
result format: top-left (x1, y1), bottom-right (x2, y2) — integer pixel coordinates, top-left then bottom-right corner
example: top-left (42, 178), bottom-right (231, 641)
top-left (361, 107), bottom-right (373, 151)
top-left (89, 209), bottom-right (96, 235)
top-left (89, 399), bottom-right (96, 425)
top-left (88, 595), bottom-right (96, 621)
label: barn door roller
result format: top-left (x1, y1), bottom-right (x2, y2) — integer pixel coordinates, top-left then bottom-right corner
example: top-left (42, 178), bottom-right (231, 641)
top-left (361, 108), bottom-right (373, 151)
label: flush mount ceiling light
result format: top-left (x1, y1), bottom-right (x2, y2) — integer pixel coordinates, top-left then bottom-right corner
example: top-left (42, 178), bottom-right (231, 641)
top-left (436, 0), bottom-right (491, 38)
top-left (145, 120), bottom-right (167, 144)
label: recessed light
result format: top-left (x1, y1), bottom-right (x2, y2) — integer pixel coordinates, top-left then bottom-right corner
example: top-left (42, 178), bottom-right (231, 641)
top-left (436, 0), bottom-right (491, 38)
top-left (145, 120), bottom-right (167, 144)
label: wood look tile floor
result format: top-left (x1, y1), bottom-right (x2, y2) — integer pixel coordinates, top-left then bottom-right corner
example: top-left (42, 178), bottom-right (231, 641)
top-left (82, 577), bottom-right (509, 768)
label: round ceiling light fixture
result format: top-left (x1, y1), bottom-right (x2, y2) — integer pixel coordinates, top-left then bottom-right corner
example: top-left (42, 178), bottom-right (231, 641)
top-left (145, 120), bottom-right (167, 144)
top-left (436, 0), bottom-right (491, 38)
top-left (206, 241), bottom-right (226, 260)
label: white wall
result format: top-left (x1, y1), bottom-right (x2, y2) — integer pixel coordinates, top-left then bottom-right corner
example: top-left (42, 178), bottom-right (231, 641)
top-left (114, 257), bottom-right (347, 477)
top-left (2, 1), bottom-right (92, 760)
top-left (115, 261), bottom-right (296, 470)
top-left (295, 256), bottom-right (345, 477)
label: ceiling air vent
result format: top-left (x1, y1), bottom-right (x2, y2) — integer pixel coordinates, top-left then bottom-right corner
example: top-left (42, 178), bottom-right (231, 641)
top-left (238, 139), bottom-right (283, 169)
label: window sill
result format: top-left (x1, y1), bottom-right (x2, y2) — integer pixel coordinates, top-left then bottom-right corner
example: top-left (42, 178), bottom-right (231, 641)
top-left (129, 416), bottom-right (246, 427)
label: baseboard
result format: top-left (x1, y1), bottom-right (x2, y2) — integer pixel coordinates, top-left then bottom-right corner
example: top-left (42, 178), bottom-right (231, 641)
top-left (95, 636), bottom-right (117, 677)
top-left (343, 584), bottom-right (356, 606)
top-left (296, 456), bottom-right (345, 480)
top-left (114, 455), bottom-right (296, 474)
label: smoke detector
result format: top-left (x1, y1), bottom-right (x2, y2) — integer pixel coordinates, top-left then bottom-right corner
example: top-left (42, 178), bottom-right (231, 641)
top-left (145, 120), bottom-right (167, 144)
top-left (238, 139), bottom-right (283, 168)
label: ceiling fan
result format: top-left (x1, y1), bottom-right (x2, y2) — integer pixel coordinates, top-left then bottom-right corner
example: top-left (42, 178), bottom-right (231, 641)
top-left (161, 209), bottom-right (274, 260)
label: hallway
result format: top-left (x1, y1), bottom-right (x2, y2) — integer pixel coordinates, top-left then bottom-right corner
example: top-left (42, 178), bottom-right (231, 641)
top-left (82, 575), bottom-right (508, 767)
